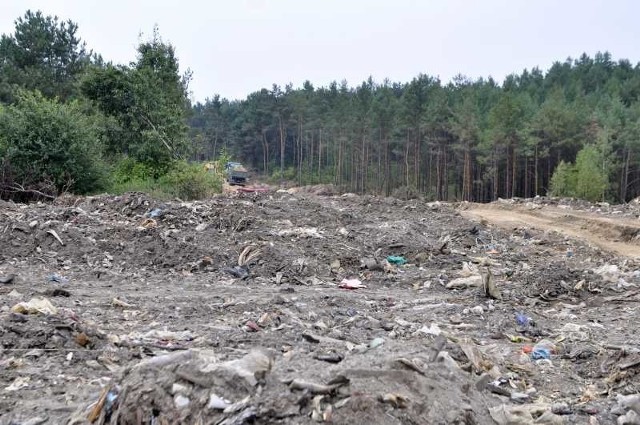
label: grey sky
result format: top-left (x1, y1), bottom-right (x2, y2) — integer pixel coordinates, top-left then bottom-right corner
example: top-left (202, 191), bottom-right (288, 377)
top-left (1, 0), bottom-right (639, 102)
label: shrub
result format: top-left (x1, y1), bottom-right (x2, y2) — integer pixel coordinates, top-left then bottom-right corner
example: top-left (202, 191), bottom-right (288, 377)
top-left (0, 90), bottom-right (108, 197)
top-left (158, 161), bottom-right (222, 200)
top-left (112, 156), bottom-right (155, 184)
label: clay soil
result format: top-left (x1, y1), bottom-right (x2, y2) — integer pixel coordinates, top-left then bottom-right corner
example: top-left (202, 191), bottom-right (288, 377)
top-left (1, 190), bottom-right (639, 424)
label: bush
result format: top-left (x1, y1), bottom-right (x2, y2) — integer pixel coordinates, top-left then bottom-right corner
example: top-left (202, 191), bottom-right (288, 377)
top-left (0, 90), bottom-right (108, 197)
top-left (112, 156), bottom-right (155, 184)
top-left (159, 161), bottom-right (222, 200)
top-left (109, 160), bottom-right (222, 200)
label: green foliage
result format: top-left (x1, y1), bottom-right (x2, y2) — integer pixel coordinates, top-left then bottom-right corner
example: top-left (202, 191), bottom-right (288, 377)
top-left (214, 147), bottom-right (232, 172)
top-left (550, 160), bottom-right (576, 198)
top-left (159, 161), bottom-right (221, 200)
top-left (0, 10), bottom-right (92, 103)
top-left (110, 159), bottom-right (221, 200)
top-left (4, 8), bottom-right (640, 203)
top-left (112, 156), bottom-right (155, 184)
top-left (574, 145), bottom-right (608, 201)
top-left (550, 145), bottom-right (609, 201)
top-left (0, 90), bottom-right (107, 195)
top-left (81, 27), bottom-right (190, 176)
top-left (269, 166), bottom-right (297, 183)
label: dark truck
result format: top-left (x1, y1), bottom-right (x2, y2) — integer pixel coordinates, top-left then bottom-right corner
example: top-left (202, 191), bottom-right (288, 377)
top-left (225, 162), bottom-right (249, 186)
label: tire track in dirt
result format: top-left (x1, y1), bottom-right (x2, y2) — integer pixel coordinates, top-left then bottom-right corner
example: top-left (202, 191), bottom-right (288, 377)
top-left (460, 203), bottom-right (640, 258)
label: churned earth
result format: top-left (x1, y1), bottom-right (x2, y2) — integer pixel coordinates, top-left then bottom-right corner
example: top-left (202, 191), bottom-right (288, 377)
top-left (0, 189), bottom-right (639, 424)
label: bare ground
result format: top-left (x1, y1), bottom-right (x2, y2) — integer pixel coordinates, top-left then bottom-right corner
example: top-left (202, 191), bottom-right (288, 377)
top-left (460, 200), bottom-right (640, 258)
top-left (0, 191), bottom-right (639, 424)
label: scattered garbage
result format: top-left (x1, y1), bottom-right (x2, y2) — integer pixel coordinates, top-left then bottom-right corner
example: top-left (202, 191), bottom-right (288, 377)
top-left (386, 255), bottom-right (407, 265)
top-left (0, 274), bottom-right (15, 284)
top-left (527, 339), bottom-right (556, 361)
top-left (313, 352), bottom-right (344, 363)
top-left (112, 297), bottom-right (135, 308)
top-left (76, 349), bottom-right (275, 424)
top-left (595, 264), bottom-right (621, 283)
top-left (4, 376), bottom-right (30, 392)
top-left (223, 265), bottom-right (250, 279)
top-left (339, 278), bottom-right (366, 289)
top-left (489, 403), bottom-right (564, 425)
top-left (46, 229), bottom-right (64, 246)
top-left (531, 348), bottom-right (551, 360)
top-left (416, 323), bottom-right (442, 336)
top-left (516, 313), bottom-right (534, 328)
top-left (277, 227), bottom-right (324, 238)
top-left (360, 257), bottom-right (382, 271)
top-left (11, 297), bottom-right (57, 315)
top-left (146, 208), bottom-right (164, 218)
top-left (368, 337), bottom-right (385, 349)
top-left (47, 273), bottom-right (69, 284)
top-left (446, 275), bottom-right (482, 289)
top-left (0, 191), bottom-right (638, 424)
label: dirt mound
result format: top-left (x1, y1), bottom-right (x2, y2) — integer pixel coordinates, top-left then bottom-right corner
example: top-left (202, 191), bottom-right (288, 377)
top-left (1, 193), bottom-right (639, 424)
top-left (76, 338), bottom-right (498, 425)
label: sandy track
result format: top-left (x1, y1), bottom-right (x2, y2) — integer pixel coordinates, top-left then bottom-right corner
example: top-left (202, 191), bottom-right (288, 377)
top-left (461, 202), bottom-right (640, 257)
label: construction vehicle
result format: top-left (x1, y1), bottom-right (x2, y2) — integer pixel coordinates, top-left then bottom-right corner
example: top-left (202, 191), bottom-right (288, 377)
top-left (225, 162), bottom-right (249, 186)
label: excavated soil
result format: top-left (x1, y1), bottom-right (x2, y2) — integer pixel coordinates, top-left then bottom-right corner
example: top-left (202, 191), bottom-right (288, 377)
top-left (1, 190), bottom-right (639, 424)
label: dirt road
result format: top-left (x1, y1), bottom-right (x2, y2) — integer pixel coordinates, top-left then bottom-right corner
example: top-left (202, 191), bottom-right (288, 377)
top-left (461, 201), bottom-right (640, 258)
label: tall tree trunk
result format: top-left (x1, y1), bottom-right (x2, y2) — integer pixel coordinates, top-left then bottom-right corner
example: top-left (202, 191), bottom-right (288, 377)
top-left (414, 128), bottom-right (420, 189)
top-left (427, 138), bottom-right (433, 197)
top-left (336, 130), bottom-right (343, 187)
top-left (362, 132), bottom-right (368, 194)
top-left (462, 144), bottom-right (472, 201)
top-left (504, 143), bottom-right (511, 198)
top-left (405, 131), bottom-right (410, 188)
top-left (534, 145), bottom-right (539, 196)
top-left (261, 130), bottom-right (269, 175)
top-left (305, 130), bottom-right (315, 183)
top-left (444, 147), bottom-right (449, 200)
top-left (384, 132), bottom-right (390, 195)
top-left (297, 117), bottom-right (303, 186)
top-left (524, 156), bottom-right (529, 199)
top-left (493, 148), bottom-right (498, 201)
top-left (512, 146), bottom-right (517, 198)
top-left (211, 130), bottom-right (219, 162)
top-left (435, 145), bottom-right (442, 200)
top-left (621, 147), bottom-right (630, 202)
top-left (318, 128), bottom-right (322, 180)
top-left (278, 115), bottom-right (285, 186)
top-left (377, 127), bottom-right (382, 193)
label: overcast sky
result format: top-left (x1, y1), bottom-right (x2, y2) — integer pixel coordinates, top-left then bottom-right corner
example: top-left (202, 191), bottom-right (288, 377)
top-left (1, 0), bottom-right (639, 102)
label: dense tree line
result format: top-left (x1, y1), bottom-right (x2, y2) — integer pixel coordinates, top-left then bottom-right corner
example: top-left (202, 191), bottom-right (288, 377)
top-left (3, 10), bottom-right (640, 203)
top-left (190, 53), bottom-right (640, 202)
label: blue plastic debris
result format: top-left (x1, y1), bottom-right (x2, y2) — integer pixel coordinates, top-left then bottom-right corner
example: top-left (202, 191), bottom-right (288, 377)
top-left (47, 274), bottom-right (69, 284)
